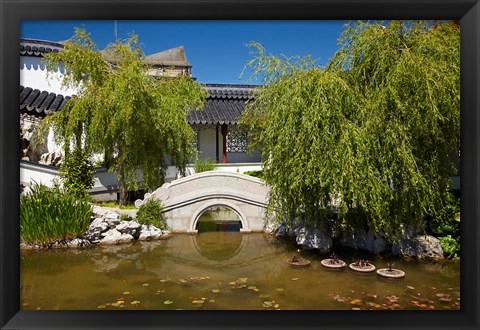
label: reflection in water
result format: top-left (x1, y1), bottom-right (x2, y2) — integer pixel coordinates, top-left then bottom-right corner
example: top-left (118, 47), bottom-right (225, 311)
top-left (20, 233), bottom-right (460, 311)
top-left (194, 232), bottom-right (243, 261)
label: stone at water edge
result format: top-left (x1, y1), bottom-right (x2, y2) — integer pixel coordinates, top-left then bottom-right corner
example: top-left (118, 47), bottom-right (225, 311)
top-left (295, 227), bottom-right (332, 254)
top-left (100, 229), bottom-right (134, 245)
top-left (138, 224), bottom-right (163, 240)
top-left (391, 235), bottom-right (444, 259)
top-left (116, 220), bottom-right (142, 236)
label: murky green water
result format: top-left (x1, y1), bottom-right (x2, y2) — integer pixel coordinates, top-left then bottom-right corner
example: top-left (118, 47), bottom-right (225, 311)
top-left (20, 232), bottom-right (460, 310)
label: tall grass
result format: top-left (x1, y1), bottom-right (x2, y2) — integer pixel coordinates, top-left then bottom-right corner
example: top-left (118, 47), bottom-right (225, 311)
top-left (20, 182), bottom-right (92, 245)
top-left (193, 157), bottom-right (216, 173)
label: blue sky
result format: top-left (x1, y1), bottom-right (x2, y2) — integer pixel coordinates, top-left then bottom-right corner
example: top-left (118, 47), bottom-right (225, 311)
top-left (21, 20), bottom-right (345, 85)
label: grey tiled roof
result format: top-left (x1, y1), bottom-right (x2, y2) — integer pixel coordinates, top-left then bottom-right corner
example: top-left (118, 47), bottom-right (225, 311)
top-left (19, 84), bottom-right (258, 124)
top-left (20, 86), bottom-right (71, 116)
top-left (187, 86), bottom-right (255, 125)
top-left (20, 39), bottom-right (63, 57)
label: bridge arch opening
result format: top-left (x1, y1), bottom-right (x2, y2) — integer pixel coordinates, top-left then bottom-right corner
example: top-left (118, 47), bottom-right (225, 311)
top-left (195, 206), bottom-right (242, 232)
top-left (190, 201), bottom-right (250, 233)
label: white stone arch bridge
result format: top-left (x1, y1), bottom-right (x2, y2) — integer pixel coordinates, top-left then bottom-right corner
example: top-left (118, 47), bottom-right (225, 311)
top-left (135, 171), bottom-right (270, 233)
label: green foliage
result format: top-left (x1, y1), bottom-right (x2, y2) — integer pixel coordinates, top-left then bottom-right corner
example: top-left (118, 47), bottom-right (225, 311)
top-left (193, 157), bottom-right (216, 173)
top-left (429, 192), bottom-right (460, 236)
top-left (244, 170), bottom-right (264, 179)
top-left (20, 182), bottom-right (92, 245)
top-left (429, 191), bottom-right (460, 259)
top-left (119, 214), bottom-right (132, 221)
top-left (38, 27), bottom-right (207, 204)
top-left (241, 21), bottom-right (460, 239)
top-left (439, 235), bottom-right (460, 259)
top-left (136, 199), bottom-right (167, 229)
top-left (60, 147), bottom-right (95, 197)
top-left (119, 203), bottom-right (138, 210)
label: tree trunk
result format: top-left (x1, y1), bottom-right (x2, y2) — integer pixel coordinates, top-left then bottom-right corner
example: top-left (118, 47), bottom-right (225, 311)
top-left (118, 170), bottom-right (127, 206)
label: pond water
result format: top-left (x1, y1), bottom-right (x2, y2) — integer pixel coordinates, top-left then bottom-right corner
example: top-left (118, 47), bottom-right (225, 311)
top-left (20, 232), bottom-right (460, 310)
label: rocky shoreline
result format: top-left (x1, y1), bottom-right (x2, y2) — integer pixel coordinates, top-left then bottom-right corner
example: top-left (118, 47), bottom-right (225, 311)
top-left (20, 205), bottom-right (169, 250)
top-left (265, 220), bottom-right (444, 259)
top-left (21, 206), bottom-right (445, 259)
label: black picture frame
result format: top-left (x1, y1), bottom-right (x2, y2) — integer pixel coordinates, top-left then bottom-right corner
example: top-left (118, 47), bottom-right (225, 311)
top-left (1, 0), bottom-right (479, 329)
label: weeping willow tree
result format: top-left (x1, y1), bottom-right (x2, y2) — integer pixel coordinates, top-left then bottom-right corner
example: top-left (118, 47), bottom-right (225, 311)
top-left (241, 21), bottom-right (460, 240)
top-left (36, 28), bottom-right (206, 204)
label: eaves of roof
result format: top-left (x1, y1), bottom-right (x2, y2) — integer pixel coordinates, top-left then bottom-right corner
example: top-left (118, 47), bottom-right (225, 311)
top-left (19, 84), bottom-right (257, 125)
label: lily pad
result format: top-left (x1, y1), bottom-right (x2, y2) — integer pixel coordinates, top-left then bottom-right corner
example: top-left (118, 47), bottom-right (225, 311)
top-left (164, 300), bottom-right (174, 305)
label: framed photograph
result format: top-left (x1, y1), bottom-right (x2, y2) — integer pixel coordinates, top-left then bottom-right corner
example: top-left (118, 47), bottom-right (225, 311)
top-left (1, 0), bottom-right (479, 329)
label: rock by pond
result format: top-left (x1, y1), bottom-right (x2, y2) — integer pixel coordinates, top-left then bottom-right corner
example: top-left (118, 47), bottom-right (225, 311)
top-left (21, 206), bottom-right (166, 249)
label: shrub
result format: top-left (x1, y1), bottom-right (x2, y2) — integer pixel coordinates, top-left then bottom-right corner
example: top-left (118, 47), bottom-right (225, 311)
top-left (428, 191), bottom-right (460, 259)
top-left (136, 199), bottom-right (167, 230)
top-left (244, 170), bottom-right (264, 179)
top-left (60, 148), bottom-right (95, 197)
top-left (193, 157), bottom-right (216, 173)
top-left (119, 214), bottom-right (132, 221)
top-left (20, 182), bottom-right (92, 245)
top-left (439, 235), bottom-right (460, 260)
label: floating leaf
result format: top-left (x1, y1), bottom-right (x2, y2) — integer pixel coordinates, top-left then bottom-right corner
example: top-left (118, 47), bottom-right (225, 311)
top-left (212, 289), bottom-right (220, 293)
top-left (275, 288), bottom-right (284, 292)
top-left (164, 300), bottom-right (173, 305)
top-left (160, 279), bottom-right (168, 283)
top-left (274, 304), bottom-right (280, 309)
top-left (247, 286), bottom-right (257, 290)
top-left (209, 299), bottom-right (215, 303)
top-left (263, 301), bottom-right (273, 307)
top-left (130, 300), bottom-right (141, 305)
top-left (259, 294), bottom-right (270, 299)
top-left (291, 278), bottom-right (299, 281)
top-left (179, 279), bottom-right (188, 283)
top-left (122, 291), bottom-right (130, 295)
top-left (366, 293), bottom-right (377, 299)
top-left (350, 299), bottom-right (362, 305)
top-left (97, 304), bottom-right (106, 309)
top-left (439, 296), bottom-right (452, 302)
top-left (352, 307), bottom-right (361, 310)
top-left (229, 282), bottom-right (236, 285)
top-left (192, 300), bottom-right (204, 304)
top-left (142, 283), bottom-right (149, 287)
top-left (116, 300), bottom-right (125, 305)
top-left (406, 286), bottom-right (415, 290)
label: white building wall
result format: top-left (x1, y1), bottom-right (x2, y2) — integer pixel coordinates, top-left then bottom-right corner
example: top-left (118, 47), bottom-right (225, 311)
top-left (20, 56), bottom-right (78, 96)
top-left (197, 128), bottom-right (217, 161)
